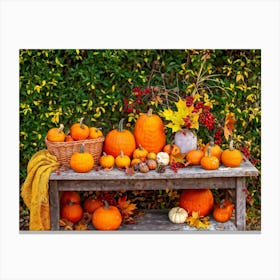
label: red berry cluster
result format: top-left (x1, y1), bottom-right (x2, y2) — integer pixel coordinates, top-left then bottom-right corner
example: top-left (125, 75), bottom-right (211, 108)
top-left (214, 128), bottom-right (223, 145)
top-left (199, 107), bottom-right (215, 130)
top-left (183, 116), bottom-right (192, 129)
top-left (185, 96), bottom-right (194, 107)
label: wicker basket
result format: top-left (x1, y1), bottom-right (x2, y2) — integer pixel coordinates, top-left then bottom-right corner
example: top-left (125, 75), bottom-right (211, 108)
top-left (45, 136), bottom-right (105, 168)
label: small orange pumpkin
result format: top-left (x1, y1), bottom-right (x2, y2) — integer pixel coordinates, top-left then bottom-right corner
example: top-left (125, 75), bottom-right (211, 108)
top-left (70, 144), bottom-right (94, 172)
top-left (99, 152), bottom-right (115, 169)
top-left (47, 124), bottom-right (65, 142)
top-left (134, 109), bottom-right (166, 153)
top-left (133, 144), bottom-right (148, 161)
top-left (115, 150), bottom-right (131, 169)
top-left (60, 191), bottom-right (81, 206)
top-left (203, 140), bottom-right (222, 161)
top-left (200, 147), bottom-right (220, 170)
top-left (103, 118), bottom-right (136, 157)
top-left (83, 198), bottom-right (103, 214)
top-left (221, 139), bottom-right (243, 167)
top-left (179, 189), bottom-right (214, 217)
top-left (213, 199), bottom-right (234, 223)
top-left (61, 201), bottom-right (83, 223)
top-left (92, 201), bottom-right (122, 230)
top-left (65, 133), bottom-right (74, 142)
top-left (70, 117), bottom-right (89, 140)
top-left (88, 127), bottom-right (103, 139)
top-left (186, 148), bottom-right (204, 165)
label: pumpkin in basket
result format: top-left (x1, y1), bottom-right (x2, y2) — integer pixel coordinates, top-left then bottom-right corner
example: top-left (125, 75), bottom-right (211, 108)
top-left (70, 117), bottom-right (89, 140)
top-left (134, 109), bottom-right (166, 153)
top-left (47, 124), bottom-right (65, 142)
top-left (88, 127), bottom-right (103, 139)
top-left (179, 189), bottom-right (214, 217)
top-left (103, 118), bottom-right (136, 157)
top-left (70, 144), bottom-right (94, 172)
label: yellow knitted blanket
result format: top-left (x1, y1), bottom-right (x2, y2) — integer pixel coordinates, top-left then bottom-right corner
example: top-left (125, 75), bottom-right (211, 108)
top-left (21, 150), bottom-right (60, 230)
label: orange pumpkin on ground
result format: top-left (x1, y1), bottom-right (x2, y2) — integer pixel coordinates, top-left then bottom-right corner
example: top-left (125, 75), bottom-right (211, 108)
top-left (92, 201), bottom-right (122, 230)
top-left (83, 198), bottom-right (103, 214)
top-left (203, 140), bottom-right (222, 161)
top-left (47, 124), bottom-right (65, 142)
top-left (134, 109), bottom-right (166, 153)
top-left (221, 139), bottom-right (243, 167)
top-left (213, 199), bottom-right (234, 223)
top-left (186, 149), bottom-right (204, 165)
top-left (70, 117), bottom-right (89, 140)
top-left (179, 189), bottom-right (214, 217)
top-left (70, 144), bottom-right (94, 172)
top-left (61, 201), bottom-right (83, 223)
top-left (103, 118), bottom-right (136, 158)
top-left (60, 191), bottom-right (81, 206)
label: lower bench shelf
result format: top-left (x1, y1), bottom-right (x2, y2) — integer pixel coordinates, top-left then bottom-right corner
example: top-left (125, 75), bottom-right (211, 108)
top-left (87, 209), bottom-right (237, 232)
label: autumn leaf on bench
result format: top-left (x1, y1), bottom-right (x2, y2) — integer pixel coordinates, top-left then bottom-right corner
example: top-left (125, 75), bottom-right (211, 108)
top-left (186, 211), bottom-right (210, 229)
top-left (117, 196), bottom-right (137, 223)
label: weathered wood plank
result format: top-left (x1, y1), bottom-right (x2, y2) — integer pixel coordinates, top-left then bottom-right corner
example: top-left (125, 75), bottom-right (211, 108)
top-left (55, 177), bottom-right (236, 191)
top-left (49, 181), bottom-right (60, 230)
top-left (236, 177), bottom-right (246, 230)
top-left (50, 159), bottom-right (259, 181)
top-left (88, 210), bottom-right (237, 231)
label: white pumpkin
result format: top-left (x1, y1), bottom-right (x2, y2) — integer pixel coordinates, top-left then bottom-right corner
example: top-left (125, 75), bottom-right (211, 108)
top-left (168, 207), bottom-right (188, 224)
top-left (174, 129), bottom-right (197, 154)
top-left (156, 152), bottom-right (170, 166)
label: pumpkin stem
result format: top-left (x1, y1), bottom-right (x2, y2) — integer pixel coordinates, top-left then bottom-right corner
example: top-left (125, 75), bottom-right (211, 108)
top-left (58, 124), bottom-right (64, 133)
top-left (79, 117), bottom-right (85, 129)
top-left (229, 139), bottom-right (234, 151)
top-left (120, 150), bottom-right (124, 157)
top-left (147, 108), bottom-right (153, 116)
top-left (206, 146), bottom-right (211, 157)
top-left (79, 143), bottom-right (85, 153)
top-left (103, 200), bottom-right (109, 209)
top-left (118, 118), bottom-right (125, 132)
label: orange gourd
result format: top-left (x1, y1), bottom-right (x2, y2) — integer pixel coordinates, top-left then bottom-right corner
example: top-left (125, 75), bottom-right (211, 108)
top-left (92, 201), bottom-right (122, 230)
top-left (221, 139), bottom-right (243, 167)
top-left (103, 118), bottom-right (136, 158)
top-left (203, 140), bottom-right (222, 161)
top-left (60, 191), bottom-right (81, 206)
top-left (83, 198), bottom-right (103, 214)
top-left (163, 143), bottom-right (180, 155)
top-left (115, 150), bottom-right (131, 169)
top-left (47, 124), bottom-right (65, 142)
top-left (99, 152), bottom-right (115, 169)
top-left (70, 144), bottom-right (94, 172)
top-left (200, 147), bottom-right (220, 170)
top-left (61, 201), bottom-right (83, 223)
top-left (213, 199), bottom-right (234, 223)
top-left (133, 144), bottom-right (148, 161)
top-left (134, 109), bottom-right (166, 153)
top-left (70, 117), bottom-right (89, 140)
top-left (179, 189), bottom-right (214, 217)
top-left (186, 148), bottom-right (204, 165)
top-left (88, 127), bottom-right (103, 139)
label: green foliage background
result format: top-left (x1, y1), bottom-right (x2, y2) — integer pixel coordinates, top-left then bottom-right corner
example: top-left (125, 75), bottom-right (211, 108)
top-left (20, 49), bottom-right (261, 228)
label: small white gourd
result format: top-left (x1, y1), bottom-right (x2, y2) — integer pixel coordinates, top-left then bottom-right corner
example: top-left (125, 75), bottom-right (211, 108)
top-left (156, 152), bottom-right (170, 166)
top-left (168, 207), bottom-right (188, 224)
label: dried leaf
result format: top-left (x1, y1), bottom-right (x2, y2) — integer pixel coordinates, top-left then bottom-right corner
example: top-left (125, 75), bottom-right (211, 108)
top-left (74, 223), bottom-right (90, 230)
top-left (224, 113), bottom-right (236, 141)
top-left (118, 196), bottom-right (137, 218)
top-left (125, 166), bottom-right (135, 176)
top-left (186, 211), bottom-right (210, 229)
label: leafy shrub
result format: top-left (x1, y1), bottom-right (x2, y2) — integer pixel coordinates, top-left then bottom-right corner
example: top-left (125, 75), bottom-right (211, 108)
top-left (20, 49), bottom-right (261, 221)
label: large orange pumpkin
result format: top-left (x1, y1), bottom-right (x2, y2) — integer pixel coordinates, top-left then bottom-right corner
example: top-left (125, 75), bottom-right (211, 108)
top-left (134, 109), bottom-right (166, 153)
top-left (92, 201), bottom-right (122, 230)
top-left (179, 189), bottom-right (214, 217)
top-left (103, 118), bottom-right (136, 158)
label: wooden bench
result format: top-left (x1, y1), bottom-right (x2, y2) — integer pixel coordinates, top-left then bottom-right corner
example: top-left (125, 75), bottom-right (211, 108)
top-left (49, 158), bottom-right (259, 231)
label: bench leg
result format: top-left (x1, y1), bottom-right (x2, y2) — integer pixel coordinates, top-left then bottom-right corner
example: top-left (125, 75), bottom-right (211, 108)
top-left (49, 181), bottom-right (60, 230)
top-left (236, 177), bottom-right (246, 230)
